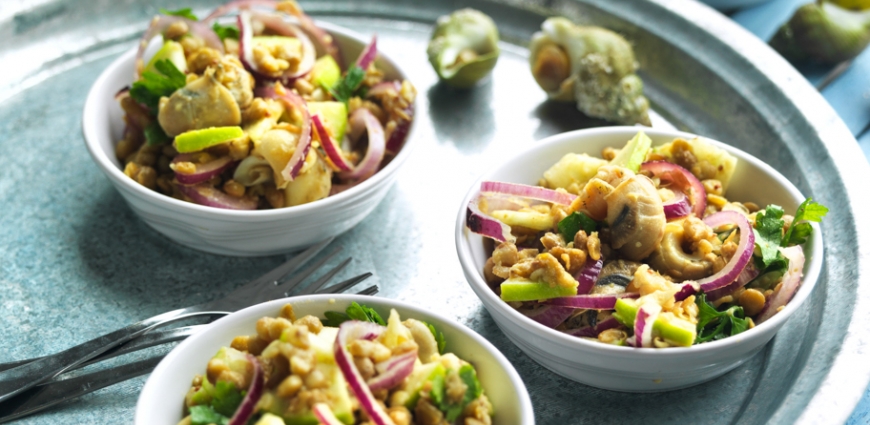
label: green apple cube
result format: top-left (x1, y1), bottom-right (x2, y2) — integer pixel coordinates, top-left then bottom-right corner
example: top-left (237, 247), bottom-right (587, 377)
top-left (174, 126), bottom-right (244, 153)
top-left (500, 277), bottom-right (577, 302)
top-left (308, 101), bottom-right (348, 142)
top-left (145, 40), bottom-right (187, 75)
top-left (310, 55), bottom-right (342, 90)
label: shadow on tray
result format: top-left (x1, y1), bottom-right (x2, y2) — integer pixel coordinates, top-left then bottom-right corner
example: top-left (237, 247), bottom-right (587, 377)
top-left (427, 80), bottom-right (496, 154)
top-left (531, 100), bottom-right (613, 141)
top-left (74, 188), bottom-right (279, 309)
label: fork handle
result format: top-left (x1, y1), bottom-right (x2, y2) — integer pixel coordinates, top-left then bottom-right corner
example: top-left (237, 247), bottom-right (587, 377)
top-left (0, 306), bottom-right (220, 403)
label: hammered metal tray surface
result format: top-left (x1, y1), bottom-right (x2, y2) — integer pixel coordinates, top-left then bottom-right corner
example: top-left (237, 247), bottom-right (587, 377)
top-left (1, 0), bottom-right (868, 424)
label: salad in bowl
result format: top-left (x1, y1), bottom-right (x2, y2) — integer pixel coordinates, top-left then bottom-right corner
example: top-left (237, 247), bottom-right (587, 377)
top-left (455, 127), bottom-right (824, 390)
top-left (466, 130), bottom-right (825, 348)
top-left (115, 0), bottom-right (414, 210)
top-left (82, 0), bottom-right (418, 255)
top-left (136, 295), bottom-right (533, 425)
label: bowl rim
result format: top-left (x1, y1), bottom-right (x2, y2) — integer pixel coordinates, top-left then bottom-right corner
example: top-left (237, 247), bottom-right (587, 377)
top-left (135, 294), bottom-right (535, 424)
top-left (82, 21), bottom-right (417, 219)
top-left (455, 126), bottom-right (824, 357)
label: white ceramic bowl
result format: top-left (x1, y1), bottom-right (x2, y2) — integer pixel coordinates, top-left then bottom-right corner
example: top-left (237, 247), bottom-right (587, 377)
top-left (135, 294), bottom-right (534, 424)
top-left (455, 127), bottom-right (823, 392)
top-left (82, 23), bottom-right (416, 256)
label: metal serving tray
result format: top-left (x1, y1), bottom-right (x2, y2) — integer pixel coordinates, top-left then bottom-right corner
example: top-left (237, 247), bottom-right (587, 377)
top-left (0, 0), bottom-right (868, 423)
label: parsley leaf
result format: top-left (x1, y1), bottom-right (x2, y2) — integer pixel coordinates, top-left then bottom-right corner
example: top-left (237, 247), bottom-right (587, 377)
top-left (557, 211), bottom-right (597, 242)
top-left (425, 321), bottom-right (447, 354)
top-left (212, 22), bottom-right (239, 41)
top-left (752, 204), bottom-right (785, 268)
top-left (322, 310), bottom-right (351, 327)
top-left (189, 405), bottom-right (228, 425)
top-left (144, 122), bottom-right (170, 146)
top-left (430, 365), bottom-right (484, 422)
top-left (695, 293), bottom-right (750, 343)
top-left (346, 302), bottom-right (386, 325)
top-left (160, 7), bottom-right (198, 21)
top-left (784, 197), bottom-right (828, 246)
top-left (329, 66), bottom-right (366, 103)
top-left (129, 59), bottom-right (186, 112)
top-left (211, 381), bottom-right (243, 417)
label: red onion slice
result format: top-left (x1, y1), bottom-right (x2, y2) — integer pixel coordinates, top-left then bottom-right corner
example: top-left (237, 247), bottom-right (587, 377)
top-left (134, 15), bottom-right (223, 80)
top-left (334, 321), bottom-right (394, 425)
top-left (338, 108), bottom-right (386, 181)
top-left (634, 304), bottom-right (662, 348)
top-left (673, 281), bottom-right (700, 302)
top-left (563, 317), bottom-right (622, 338)
top-left (312, 114), bottom-right (353, 171)
top-left (519, 305), bottom-right (575, 329)
top-left (466, 197), bottom-right (516, 244)
top-left (574, 257), bottom-right (604, 295)
top-left (641, 161), bottom-right (706, 218)
top-left (172, 154), bottom-right (234, 185)
top-left (756, 245), bottom-right (805, 323)
top-left (695, 211), bottom-right (755, 292)
top-left (366, 81), bottom-right (413, 154)
top-left (227, 354), bottom-right (263, 425)
top-left (706, 262), bottom-right (761, 301)
top-left (255, 84), bottom-right (312, 181)
top-left (312, 403), bottom-right (345, 425)
top-left (479, 181), bottom-right (577, 206)
top-left (177, 183), bottom-right (258, 210)
top-left (543, 293), bottom-right (639, 310)
top-left (356, 36), bottom-right (378, 69)
top-left (367, 349), bottom-right (417, 391)
top-left (203, 0), bottom-right (279, 22)
top-left (238, 11), bottom-right (316, 84)
top-left (662, 191), bottom-right (692, 220)
top-left (277, 1), bottom-right (343, 67)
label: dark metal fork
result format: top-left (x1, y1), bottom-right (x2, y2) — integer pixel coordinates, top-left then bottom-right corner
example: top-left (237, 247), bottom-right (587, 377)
top-left (0, 238), bottom-right (342, 403)
top-left (0, 282), bottom-right (379, 423)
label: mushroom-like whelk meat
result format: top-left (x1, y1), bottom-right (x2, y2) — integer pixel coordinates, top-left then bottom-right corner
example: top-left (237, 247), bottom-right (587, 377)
top-left (604, 174), bottom-right (665, 261)
top-left (157, 69), bottom-right (242, 137)
top-left (648, 220), bottom-right (714, 280)
top-left (529, 17), bottom-right (650, 126)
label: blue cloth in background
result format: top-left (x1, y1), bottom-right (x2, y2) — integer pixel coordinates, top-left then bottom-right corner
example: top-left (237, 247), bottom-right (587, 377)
top-left (729, 1), bottom-right (870, 421)
top-left (733, 0), bottom-right (870, 139)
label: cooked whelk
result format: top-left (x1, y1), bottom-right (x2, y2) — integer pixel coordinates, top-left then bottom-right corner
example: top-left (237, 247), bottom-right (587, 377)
top-left (604, 174), bottom-right (665, 261)
top-left (157, 68), bottom-right (241, 137)
top-left (529, 17), bottom-right (650, 126)
top-left (648, 220), bottom-right (713, 281)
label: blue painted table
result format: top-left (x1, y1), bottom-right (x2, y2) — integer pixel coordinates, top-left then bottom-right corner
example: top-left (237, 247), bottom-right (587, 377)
top-left (725, 1), bottom-right (870, 423)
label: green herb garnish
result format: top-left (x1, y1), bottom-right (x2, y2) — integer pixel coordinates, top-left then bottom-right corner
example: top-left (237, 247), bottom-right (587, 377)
top-left (346, 301), bottom-right (386, 325)
top-left (784, 197), bottom-right (828, 246)
top-left (323, 302), bottom-right (385, 326)
top-left (695, 293), bottom-right (750, 343)
top-left (752, 204), bottom-right (785, 268)
top-left (129, 59), bottom-right (186, 112)
top-left (144, 122), bottom-right (170, 146)
top-left (322, 310), bottom-right (351, 327)
top-left (425, 321), bottom-right (447, 354)
top-left (211, 381), bottom-right (244, 417)
top-left (189, 405), bottom-right (228, 425)
top-left (429, 364), bottom-right (483, 422)
top-left (212, 22), bottom-right (239, 41)
top-left (329, 66), bottom-right (366, 104)
top-left (160, 7), bottom-right (198, 21)
top-left (557, 211), bottom-right (597, 241)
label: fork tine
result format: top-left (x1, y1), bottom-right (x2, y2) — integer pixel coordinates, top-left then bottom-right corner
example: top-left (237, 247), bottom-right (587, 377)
top-left (356, 285), bottom-right (379, 296)
top-left (266, 247), bottom-right (342, 299)
top-left (249, 238), bottom-right (334, 287)
top-left (317, 272), bottom-right (373, 294)
top-left (297, 257), bottom-right (352, 295)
